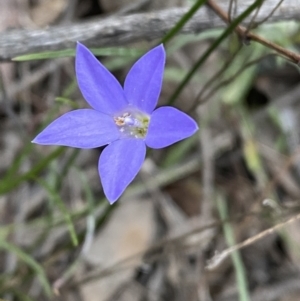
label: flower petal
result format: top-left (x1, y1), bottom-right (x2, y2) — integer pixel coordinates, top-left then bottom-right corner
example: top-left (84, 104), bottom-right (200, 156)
top-left (76, 42), bottom-right (127, 115)
top-left (99, 139), bottom-right (146, 204)
top-left (32, 109), bottom-right (120, 148)
top-left (124, 44), bottom-right (165, 114)
top-left (145, 107), bottom-right (198, 149)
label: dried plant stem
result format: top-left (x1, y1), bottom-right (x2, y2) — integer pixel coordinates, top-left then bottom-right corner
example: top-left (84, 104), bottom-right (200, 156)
top-left (190, 52), bottom-right (277, 111)
top-left (207, 0), bottom-right (300, 64)
top-left (260, 146), bottom-right (300, 199)
top-left (254, 0), bottom-right (285, 27)
top-left (206, 212), bottom-right (300, 270)
top-left (0, 0), bottom-right (299, 61)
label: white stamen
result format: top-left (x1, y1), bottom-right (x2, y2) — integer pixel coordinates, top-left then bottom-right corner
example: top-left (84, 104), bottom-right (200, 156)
top-left (114, 109), bottom-right (149, 139)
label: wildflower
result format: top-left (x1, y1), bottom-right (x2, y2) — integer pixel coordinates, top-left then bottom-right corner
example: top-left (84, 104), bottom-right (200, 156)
top-left (33, 42), bottom-right (198, 204)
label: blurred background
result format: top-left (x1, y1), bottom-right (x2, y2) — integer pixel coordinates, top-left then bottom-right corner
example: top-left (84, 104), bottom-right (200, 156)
top-left (1, 0), bottom-right (300, 300)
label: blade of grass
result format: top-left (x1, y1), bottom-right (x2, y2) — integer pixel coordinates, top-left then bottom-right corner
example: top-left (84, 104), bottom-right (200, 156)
top-left (239, 105), bottom-right (268, 189)
top-left (54, 149), bottom-right (80, 191)
top-left (216, 193), bottom-right (250, 301)
top-left (52, 170), bottom-right (98, 293)
top-left (13, 47), bottom-right (144, 61)
top-left (37, 178), bottom-right (79, 247)
top-left (161, 136), bottom-right (197, 168)
top-left (168, 0), bottom-right (264, 105)
top-left (0, 240), bottom-right (52, 297)
top-left (2, 140), bottom-right (34, 182)
top-left (3, 100), bottom-right (63, 186)
top-left (161, 0), bottom-right (208, 44)
top-left (0, 147), bottom-right (65, 195)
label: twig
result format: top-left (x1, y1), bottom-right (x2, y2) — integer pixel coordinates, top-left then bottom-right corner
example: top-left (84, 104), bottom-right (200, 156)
top-left (259, 145), bottom-right (300, 199)
top-left (168, 0), bottom-right (265, 105)
top-left (192, 45), bottom-right (242, 108)
top-left (244, 0), bottom-right (263, 35)
top-left (0, 0), bottom-right (299, 61)
top-left (207, 0), bottom-right (300, 64)
top-left (253, 0), bottom-right (285, 28)
top-left (72, 211), bottom-right (260, 287)
top-left (227, 0), bottom-right (237, 22)
top-left (190, 52), bottom-right (278, 111)
top-left (0, 59), bottom-right (68, 103)
top-left (215, 273), bottom-right (300, 301)
top-left (115, 0), bottom-right (150, 15)
top-left (206, 212), bottom-right (300, 270)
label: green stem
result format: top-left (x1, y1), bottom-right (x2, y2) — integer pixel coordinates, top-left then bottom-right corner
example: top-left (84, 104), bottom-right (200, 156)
top-left (161, 0), bottom-right (208, 44)
top-left (216, 193), bottom-right (250, 301)
top-left (168, 0), bottom-right (264, 105)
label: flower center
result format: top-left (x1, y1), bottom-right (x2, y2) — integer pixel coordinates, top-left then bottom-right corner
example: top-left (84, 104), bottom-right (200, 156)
top-left (114, 109), bottom-right (150, 139)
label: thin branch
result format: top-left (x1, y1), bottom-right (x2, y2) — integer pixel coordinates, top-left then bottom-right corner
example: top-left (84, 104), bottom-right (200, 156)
top-left (253, 0), bottom-right (285, 27)
top-left (207, 0), bottom-right (300, 64)
top-left (206, 212), bottom-right (300, 270)
top-left (192, 45), bottom-right (242, 108)
top-left (168, 0), bottom-right (265, 105)
top-left (244, 0), bottom-right (263, 34)
top-left (190, 52), bottom-right (279, 111)
top-left (0, 0), bottom-right (299, 61)
top-left (0, 59), bottom-right (68, 103)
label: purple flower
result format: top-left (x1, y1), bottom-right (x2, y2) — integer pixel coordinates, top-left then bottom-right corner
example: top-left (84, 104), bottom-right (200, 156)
top-left (32, 42), bottom-right (198, 204)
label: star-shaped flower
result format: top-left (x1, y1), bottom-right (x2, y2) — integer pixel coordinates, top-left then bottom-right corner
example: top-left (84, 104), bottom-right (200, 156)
top-left (33, 42), bottom-right (198, 204)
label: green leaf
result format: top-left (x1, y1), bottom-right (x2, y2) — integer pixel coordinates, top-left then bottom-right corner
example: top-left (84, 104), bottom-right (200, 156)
top-left (243, 138), bottom-right (262, 173)
top-left (13, 49), bottom-right (75, 61)
top-left (13, 47), bottom-right (144, 61)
